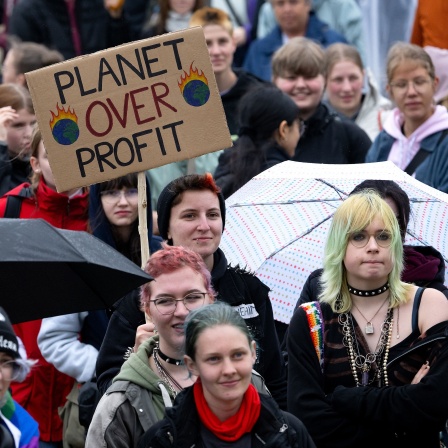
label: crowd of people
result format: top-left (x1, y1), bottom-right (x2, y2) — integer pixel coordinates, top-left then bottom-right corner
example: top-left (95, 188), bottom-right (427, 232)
top-left (1, 1), bottom-right (448, 448)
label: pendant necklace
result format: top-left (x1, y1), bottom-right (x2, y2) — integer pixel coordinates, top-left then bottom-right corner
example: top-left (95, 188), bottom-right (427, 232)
top-left (351, 296), bottom-right (389, 335)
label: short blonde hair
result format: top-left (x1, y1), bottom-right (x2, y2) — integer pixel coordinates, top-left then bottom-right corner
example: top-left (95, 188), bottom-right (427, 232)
top-left (189, 7), bottom-right (233, 35)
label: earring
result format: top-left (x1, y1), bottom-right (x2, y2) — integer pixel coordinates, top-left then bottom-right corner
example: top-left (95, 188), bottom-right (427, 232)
top-left (35, 169), bottom-right (41, 173)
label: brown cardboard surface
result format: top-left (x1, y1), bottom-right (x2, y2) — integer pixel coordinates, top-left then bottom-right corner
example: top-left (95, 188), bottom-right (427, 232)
top-left (26, 27), bottom-right (232, 192)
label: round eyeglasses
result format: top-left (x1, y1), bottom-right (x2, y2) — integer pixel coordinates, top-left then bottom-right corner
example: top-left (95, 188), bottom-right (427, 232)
top-left (0, 359), bottom-right (21, 381)
top-left (349, 231), bottom-right (392, 248)
top-left (150, 292), bottom-right (207, 315)
top-left (100, 188), bottom-right (138, 204)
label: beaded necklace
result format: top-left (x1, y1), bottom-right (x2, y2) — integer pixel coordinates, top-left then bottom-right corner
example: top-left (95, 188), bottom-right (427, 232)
top-left (339, 303), bottom-right (393, 387)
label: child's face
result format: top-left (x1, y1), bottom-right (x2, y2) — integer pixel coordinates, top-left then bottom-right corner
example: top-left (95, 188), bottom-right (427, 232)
top-left (203, 25), bottom-right (236, 76)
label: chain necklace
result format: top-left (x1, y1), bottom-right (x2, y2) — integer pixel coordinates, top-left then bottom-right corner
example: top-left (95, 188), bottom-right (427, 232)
top-left (339, 304), bottom-right (393, 387)
top-left (153, 342), bottom-right (184, 397)
top-left (351, 296), bottom-right (389, 335)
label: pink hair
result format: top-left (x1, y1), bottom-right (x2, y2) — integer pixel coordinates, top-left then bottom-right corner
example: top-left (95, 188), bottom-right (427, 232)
top-left (140, 243), bottom-right (215, 308)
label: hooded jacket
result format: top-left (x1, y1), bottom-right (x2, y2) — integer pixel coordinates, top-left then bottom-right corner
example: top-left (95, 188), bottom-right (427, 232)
top-left (96, 248), bottom-right (287, 409)
top-left (137, 384), bottom-right (315, 448)
top-left (366, 106), bottom-right (448, 193)
top-left (326, 68), bottom-right (391, 141)
top-left (86, 337), bottom-right (174, 448)
top-left (0, 179), bottom-right (88, 442)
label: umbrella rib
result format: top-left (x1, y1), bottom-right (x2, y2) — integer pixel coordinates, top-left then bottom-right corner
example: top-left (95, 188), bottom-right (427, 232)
top-left (406, 230), bottom-right (448, 263)
top-left (229, 199), bottom-right (343, 208)
top-left (264, 214), bottom-right (334, 261)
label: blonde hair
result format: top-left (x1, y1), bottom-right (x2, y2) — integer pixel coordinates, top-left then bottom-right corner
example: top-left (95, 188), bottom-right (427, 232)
top-left (325, 43), bottom-right (364, 80)
top-left (386, 42), bottom-right (436, 84)
top-left (272, 37), bottom-right (325, 79)
top-left (189, 7), bottom-right (233, 35)
top-left (319, 191), bottom-right (413, 313)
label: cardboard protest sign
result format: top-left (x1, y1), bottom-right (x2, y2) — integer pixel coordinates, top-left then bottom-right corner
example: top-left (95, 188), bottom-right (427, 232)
top-left (26, 27), bottom-right (232, 192)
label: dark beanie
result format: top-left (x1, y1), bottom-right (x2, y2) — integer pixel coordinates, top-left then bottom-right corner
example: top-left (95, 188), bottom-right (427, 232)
top-left (157, 175), bottom-right (226, 241)
top-left (0, 307), bottom-right (19, 359)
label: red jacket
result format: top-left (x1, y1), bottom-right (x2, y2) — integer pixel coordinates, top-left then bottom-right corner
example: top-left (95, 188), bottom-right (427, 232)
top-left (0, 179), bottom-right (88, 441)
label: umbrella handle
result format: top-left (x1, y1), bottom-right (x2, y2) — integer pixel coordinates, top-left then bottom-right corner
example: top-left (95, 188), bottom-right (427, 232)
top-left (138, 171), bottom-right (150, 269)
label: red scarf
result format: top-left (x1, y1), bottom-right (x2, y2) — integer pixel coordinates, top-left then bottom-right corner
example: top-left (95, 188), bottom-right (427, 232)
top-left (193, 380), bottom-right (261, 442)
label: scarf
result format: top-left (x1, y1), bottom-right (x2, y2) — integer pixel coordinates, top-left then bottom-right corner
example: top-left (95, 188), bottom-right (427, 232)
top-left (193, 380), bottom-right (261, 442)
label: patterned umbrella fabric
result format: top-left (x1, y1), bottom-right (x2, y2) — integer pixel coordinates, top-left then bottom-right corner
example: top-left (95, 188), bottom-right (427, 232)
top-left (221, 161), bottom-right (448, 324)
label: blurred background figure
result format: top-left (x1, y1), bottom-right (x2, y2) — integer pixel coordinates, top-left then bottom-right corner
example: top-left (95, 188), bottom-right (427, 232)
top-left (0, 84), bottom-right (35, 196)
top-left (257, 0), bottom-right (366, 63)
top-left (366, 42), bottom-right (448, 193)
top-left (8, 0), bottom-right (132, 59)
top-left (210, 0), bottom-right (265, 67)
top-left (324, 43), bottom-right (391, 141)
top-left (2, 41), bottom-right (63, 88)
top-left (244, 0), bottom-right (347, 81)
top-left (141, 0), bottom-right (206, 38)
top-left (424, 46), bottom-right (448, 109)
top-left (411, 0), bottom-right (448, 49)
top-left (0, 306), bottom-right (39, 448)
top-left (215, 85), bottom-right (302, 198)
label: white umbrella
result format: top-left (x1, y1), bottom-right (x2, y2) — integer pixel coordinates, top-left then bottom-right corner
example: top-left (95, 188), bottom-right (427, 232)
top-left (221, 161), bottom-right (448, 324)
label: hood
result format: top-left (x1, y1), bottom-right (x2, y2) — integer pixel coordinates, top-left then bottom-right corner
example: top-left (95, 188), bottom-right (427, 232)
top-left (403, 245), bottom-right (446, 286)
top-left (383, 105), bottom-right (448, 142)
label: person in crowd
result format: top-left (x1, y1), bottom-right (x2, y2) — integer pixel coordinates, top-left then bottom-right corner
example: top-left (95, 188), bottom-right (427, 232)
top-left (243, 0), bottom-right (347, 81)
top-left (215, 85), bottom-right (302, 198)
top-left (271, 37), bottom-right (371, 164)
top-left (324, 43), bottom-right (391, 141)
top-left (424, 46), bottom-right (448, 109)
top-left (2, 41), bottom-right (63, 88)
top-left (0, 306), bottom-right (39, 448)
top-left (8, 0), bottom-right (131, 60)
top-left (287, 190), bottom-right (448, 447)
top-left (85, 244), bottom-right (215, 447)
top-left (366, 42), bottom-right (448, 193)
top-left (257, 0), bottom-right (366, 63)
top-left (0, 126), bottom-right (88, 448)
top-left (138, 302), bottom-right (316, 448)
top-left (298, 180), bottom-right (448, 310)
top-left (147, 7), bottom-right (265, 209)
top-left (37, 173), bottom-right (162, 437)
top-left (141, 0), bottom-right (205, 38)
top-left (96, 173), bottom-right (287, 409)
top-left (0, 84), bottom-right (35, 196)
top-left (411, 0), bottom-right (448, 49)
top-left (210, 0), bottom-right (265, 67)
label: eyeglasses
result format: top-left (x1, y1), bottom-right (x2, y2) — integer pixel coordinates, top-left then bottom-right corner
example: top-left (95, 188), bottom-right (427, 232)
top-left (0, 359), bottom-right (21, 381)
top-left (100, 188), bottom-right (138, 203)
top-left (348, 231), bottom-right (392, 248)
top-left (150, 292), bottom-right (207, 315)
top-left (389, 77), bottom-right (432, 94)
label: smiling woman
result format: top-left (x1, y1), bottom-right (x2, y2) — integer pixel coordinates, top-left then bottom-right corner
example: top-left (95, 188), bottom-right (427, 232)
top-left (137, 302), bottom-right (316, 448)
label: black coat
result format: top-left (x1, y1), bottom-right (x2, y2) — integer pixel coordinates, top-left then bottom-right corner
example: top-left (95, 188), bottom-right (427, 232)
top-left (137, 385), bottom-right (315, 448)
top-left (96, 248), bottom-right (287, 408)
top-left (0, 144), bottom-right (30, 197)
top-left (294, 103), bottom-right (371, 163)
top-left (215, 142), bottom-right (290, 199)
top-left (9, 0), bottom-right (130, 59)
